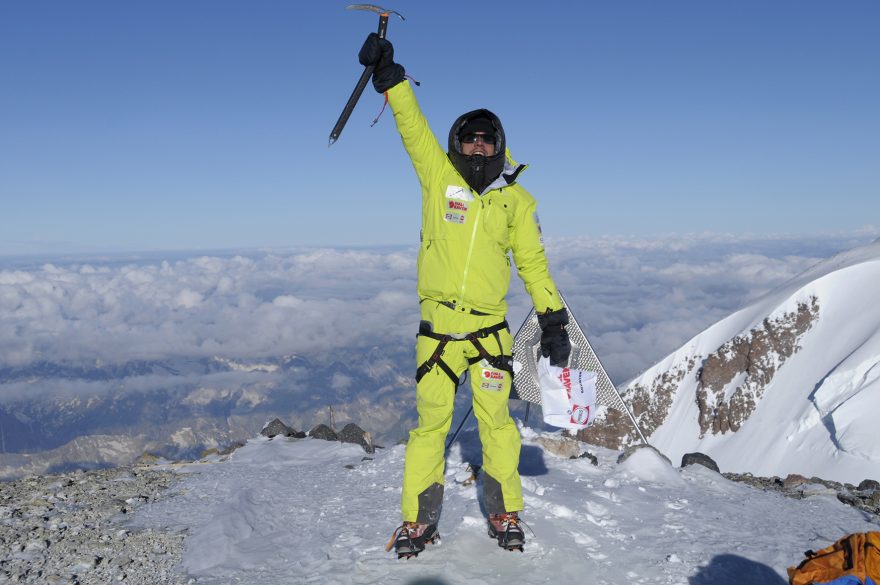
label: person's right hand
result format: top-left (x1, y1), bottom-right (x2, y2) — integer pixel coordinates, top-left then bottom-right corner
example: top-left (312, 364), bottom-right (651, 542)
top-left (358, 33), bottom-right (405, 93)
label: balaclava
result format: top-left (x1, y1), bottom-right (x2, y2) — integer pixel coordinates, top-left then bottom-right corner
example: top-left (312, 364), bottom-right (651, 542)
top-left (447, 109), bottom-right (506, 194)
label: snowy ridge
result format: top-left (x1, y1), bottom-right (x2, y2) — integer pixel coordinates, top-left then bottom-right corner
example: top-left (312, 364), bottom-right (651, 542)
top-left (615, 240), bottom-right (880, 484)
top-left (130, 431), bottom-right (879, 584)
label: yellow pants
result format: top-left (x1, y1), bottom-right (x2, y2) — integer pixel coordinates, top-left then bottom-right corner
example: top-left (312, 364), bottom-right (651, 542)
top-left (401, 300), bottom-right (523, 524)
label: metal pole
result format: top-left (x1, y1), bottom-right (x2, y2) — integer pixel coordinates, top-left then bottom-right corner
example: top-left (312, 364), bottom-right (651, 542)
top-left (445, 405), bottom-right (473, 453)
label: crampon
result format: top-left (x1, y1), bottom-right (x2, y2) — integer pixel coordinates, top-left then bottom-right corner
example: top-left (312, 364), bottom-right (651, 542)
top-left (488, 512), bottom-right (525, 552)
top-left (386, 522), bottom-right (440, 559)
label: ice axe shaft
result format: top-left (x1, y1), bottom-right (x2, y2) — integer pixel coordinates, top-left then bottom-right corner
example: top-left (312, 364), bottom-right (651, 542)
top-left (328, 5), bottom-right (403, 146)
top-left (445, 405), bottom-right (473, 454)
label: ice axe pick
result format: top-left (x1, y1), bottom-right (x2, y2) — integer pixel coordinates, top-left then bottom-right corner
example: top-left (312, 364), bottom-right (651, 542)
top-left (328, 5), bottom-right (405, 146)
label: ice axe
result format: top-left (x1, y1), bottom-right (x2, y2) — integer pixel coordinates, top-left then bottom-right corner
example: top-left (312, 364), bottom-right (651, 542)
top-left (328, 4), bottom-right (404, 146)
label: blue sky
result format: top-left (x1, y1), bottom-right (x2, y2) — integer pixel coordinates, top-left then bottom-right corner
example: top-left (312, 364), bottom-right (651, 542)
top-left (1, 1), bottom-right (878, 254)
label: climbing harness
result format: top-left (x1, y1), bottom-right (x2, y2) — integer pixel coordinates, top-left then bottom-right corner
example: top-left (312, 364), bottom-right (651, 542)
top-left (415, 320), bottom-right (512, 386)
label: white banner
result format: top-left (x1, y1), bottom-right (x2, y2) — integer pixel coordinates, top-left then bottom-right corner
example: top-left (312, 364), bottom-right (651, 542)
top-left (536, 357), bottom-right (598, 430)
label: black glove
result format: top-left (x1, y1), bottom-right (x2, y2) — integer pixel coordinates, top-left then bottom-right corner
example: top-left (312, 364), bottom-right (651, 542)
top-left (538, 309), bottom-right (571, 366)
top-left (358, 33), bottom-right (405, 93)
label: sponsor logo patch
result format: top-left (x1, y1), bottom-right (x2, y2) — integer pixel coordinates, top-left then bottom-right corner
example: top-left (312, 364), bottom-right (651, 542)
top-left (558, 368), bottom-right (592, 424)
top-left (448, 200), bottom-right (468, 212)
top-left (444, 211), bottom-right (466, 224)
top-left (479, 365), bottom-right (506, 392)
top-left (481, 380), bottom-right (504, 392)
top-left (445, 185), bottom-right (473, 201)
top-left (570, 405), bottom-right (591, 425)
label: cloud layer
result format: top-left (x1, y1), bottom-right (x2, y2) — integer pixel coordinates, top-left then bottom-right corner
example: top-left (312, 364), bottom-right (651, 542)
top-left (1, 232), bottom-right (876, 393)
top-left (0, 250), bottom-right (418, 369)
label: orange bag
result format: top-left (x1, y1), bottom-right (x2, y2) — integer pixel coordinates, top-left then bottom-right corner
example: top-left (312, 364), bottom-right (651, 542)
top-left (787, 532), bottom-right (880, 585)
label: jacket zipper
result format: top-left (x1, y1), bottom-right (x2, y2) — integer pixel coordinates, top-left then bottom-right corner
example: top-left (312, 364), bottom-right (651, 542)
top-left (459, 198), bottom-right (484, 301)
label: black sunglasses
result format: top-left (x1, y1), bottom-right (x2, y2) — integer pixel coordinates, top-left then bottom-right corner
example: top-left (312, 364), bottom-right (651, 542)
top-left (460, 133), bottom-right (497, 145)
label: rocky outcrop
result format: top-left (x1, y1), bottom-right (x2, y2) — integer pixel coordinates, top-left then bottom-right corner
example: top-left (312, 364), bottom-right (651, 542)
top-left (695, 297), bottom-right (819, 436)
top-left (724, 472), bottom-right (880, 517)
top-left (575, 357), bottom-right (697, 450)
top-left (575, 297), bottom-right (820, 451)
top-left (0, 467), bottom-right (186, 584)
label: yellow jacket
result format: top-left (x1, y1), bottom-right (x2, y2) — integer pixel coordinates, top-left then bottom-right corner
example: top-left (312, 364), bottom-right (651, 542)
top-left (387, 81), bottom-right (563, 317)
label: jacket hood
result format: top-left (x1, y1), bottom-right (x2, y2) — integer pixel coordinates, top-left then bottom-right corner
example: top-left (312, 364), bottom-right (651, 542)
top-left (447, 108), bottom-right (507, 194)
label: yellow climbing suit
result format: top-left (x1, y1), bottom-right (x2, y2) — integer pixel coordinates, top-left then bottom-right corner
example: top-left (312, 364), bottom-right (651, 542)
top-left (386, 80), bottom-right (564, 523)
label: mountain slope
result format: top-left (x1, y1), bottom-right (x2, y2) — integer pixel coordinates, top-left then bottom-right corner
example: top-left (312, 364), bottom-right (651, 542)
top-left (130, 432), bottom-right (878, 584)
top-left (584, 240), bottom-right (880, 484)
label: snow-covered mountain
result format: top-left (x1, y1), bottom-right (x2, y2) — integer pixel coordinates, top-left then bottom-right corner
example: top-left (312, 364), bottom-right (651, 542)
top-left (122, 430), bottom-right (879, 584)
top-left (581, 239), bottom-right (880, 484)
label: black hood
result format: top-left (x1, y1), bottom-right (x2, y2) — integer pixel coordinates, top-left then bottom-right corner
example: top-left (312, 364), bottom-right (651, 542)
top-left (447, 108), bottom-right (506, 194)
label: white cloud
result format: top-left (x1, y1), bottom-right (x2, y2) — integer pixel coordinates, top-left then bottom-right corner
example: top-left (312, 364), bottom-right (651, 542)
top-left (0, 250), bottom-right (420, 370)
top-left (0, 232), bottom-right (876, 394)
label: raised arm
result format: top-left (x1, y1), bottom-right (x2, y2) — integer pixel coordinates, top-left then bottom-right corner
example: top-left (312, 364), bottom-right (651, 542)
top-left (359, 34), bottom-right (447, 188)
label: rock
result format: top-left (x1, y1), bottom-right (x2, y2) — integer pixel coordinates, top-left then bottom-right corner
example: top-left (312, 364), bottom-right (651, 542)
top-left (261, 418), bottom-right (297, 439)
top-left (134, 452), bottom-right (161, 466)
top-left (337, 423), bottom-right (375, 454)
top-left (783, 474), bottom-right (809, 490)
top-left (219, 441), bottom-right (250, 455)
top-left (798, 482), bottom-right (837, 497)
top-left (535, 436), bottom-right (581, 459)
top-left (681, 452), bottom-right (720, 473)
top-left (309, 424), bottom-right (338, 441)
top-left (569, 451), bottom-right (599, 466)
top-left (0, 466), bottom-right (186, 584)
top-left (617, 444), bottom-right (672, 466)
top-left (837, 492), bottom-right (860, 507)
top-left (858, 479), bottom-right (880, 492)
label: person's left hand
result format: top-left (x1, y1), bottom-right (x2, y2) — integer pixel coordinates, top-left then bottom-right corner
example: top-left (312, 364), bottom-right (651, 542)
top-left (538, 308), bottom-right (571, 366)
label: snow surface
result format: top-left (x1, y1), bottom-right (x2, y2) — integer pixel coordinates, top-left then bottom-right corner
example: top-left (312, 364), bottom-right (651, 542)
top-left (132, 429), bottom-right (879, 585)
top-left (638, 240), bottom-right (880, 484)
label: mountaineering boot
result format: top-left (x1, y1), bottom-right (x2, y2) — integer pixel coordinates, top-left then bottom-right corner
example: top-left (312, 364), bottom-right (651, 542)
top-left (388, 522), bottom-right (440, 559)
top-left (488, 512), bottom-right (525, 551)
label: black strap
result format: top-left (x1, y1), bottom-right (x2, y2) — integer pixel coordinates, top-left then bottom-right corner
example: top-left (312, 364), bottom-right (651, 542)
top-left (418, 320), bottom-right (508, 342)
top-left (416, 320), bottom-right (512, 385)
top-left (466, 352), bottom-right (513, 375)
top-left (416, 338), bottom-right (458, 385)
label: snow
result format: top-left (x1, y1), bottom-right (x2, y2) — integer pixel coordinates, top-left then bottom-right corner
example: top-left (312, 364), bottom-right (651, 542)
top-left (132, 430), bottom-right (879, 584)
top-left (638, 241), bottom-right (880, 484)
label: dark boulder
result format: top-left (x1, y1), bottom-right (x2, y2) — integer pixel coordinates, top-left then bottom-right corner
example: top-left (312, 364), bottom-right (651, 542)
top-left (569, 451), bottom-right (599, 466)
top-left (858, 479), bottom-right (880, 492)
top-left (261, 418), bottom-right (301, 439)
top-left (338, 423), bottom-right (375, 454)
top-left (309, 424), bottom-right (338, 442)
top-left (681, 452), bottom-right (720, 473)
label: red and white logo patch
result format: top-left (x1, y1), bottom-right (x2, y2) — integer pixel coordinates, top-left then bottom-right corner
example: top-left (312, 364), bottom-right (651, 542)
top-left (479, 366), bottom-right (506, 392)
top-left (444, 211), bottom-right (466, 224)
top-left (570, 405), bottom-right (591, 425)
